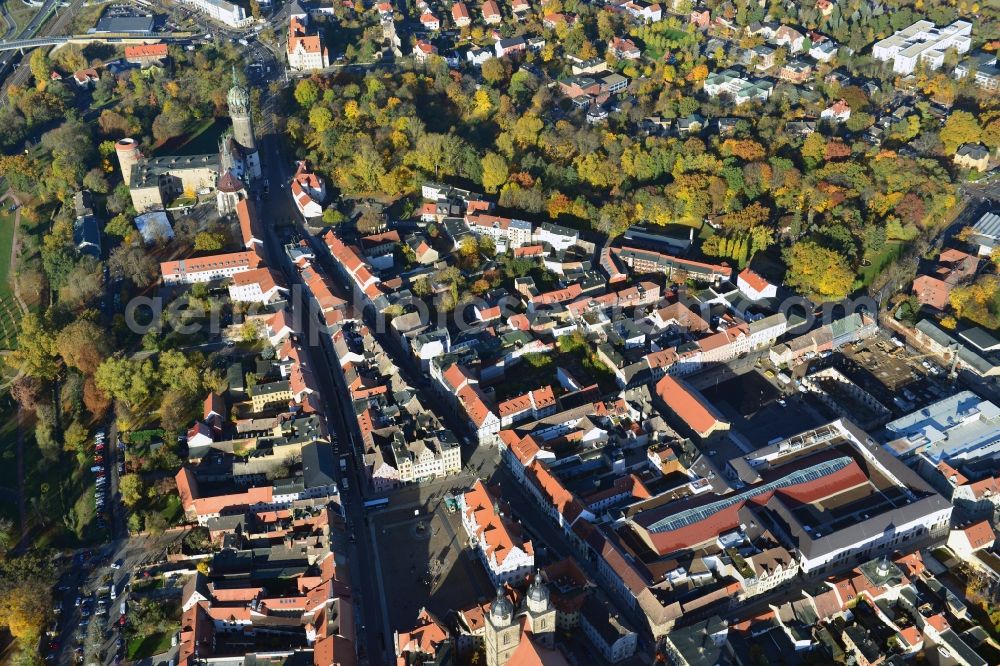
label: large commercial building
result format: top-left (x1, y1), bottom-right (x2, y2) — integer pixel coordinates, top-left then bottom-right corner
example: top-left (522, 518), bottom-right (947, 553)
top-left (176, 0), bottom-right (250, 28)
top-left (883, 391), bottom-right (1000, 466)
top-left (622, 420), bottom-right (951, 575)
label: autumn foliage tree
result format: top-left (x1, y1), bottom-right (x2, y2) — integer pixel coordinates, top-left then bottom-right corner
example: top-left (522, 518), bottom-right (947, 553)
top-left (949, 276), bottom-right (1000, 330)
top-left (782, 241), bottom-right (855, 302)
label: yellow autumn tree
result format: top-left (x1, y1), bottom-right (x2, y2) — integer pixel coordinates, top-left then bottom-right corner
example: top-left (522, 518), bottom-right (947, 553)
top-left (782, 242), bottom-right (854, 302)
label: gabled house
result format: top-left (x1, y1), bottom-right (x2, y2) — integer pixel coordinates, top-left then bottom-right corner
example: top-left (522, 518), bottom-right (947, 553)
top-left (290, 160), bottom-right (326, 219)
top-left (821, 99), bottom-right (851, 123)
top-left (414, 40), bottom-right (437, 61)
top-left (736, 268), bottom-right (777, 301)
top-left (451, 2), bottom-right (470, 27)
top-left (609, 37), bottom-right (641, 60)
top-left (482, 0), bottom-right (502, 24)
top-left (419, 11), bottom-right (440, 30)
top-left (772, 25), bottom-right (806, 53)
top-left (954, 143), bottom-right (990, 172)
top-left (495, 37), bottom-right (526, 58)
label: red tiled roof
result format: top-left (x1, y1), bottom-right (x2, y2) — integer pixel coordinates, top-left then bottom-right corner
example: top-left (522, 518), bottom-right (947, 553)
top-left (968, 475), bottom-right (1000, 499)
top-left (827, 99), bottom-right (850, 116)
top-left (231, 266), bottom-right (283, 292)
top-left (911, 275), bottom-right (951, 310)
top-left (655, 375), bottom-right (728, 438)
top-left (532, 386), bottom-right (555, 409)
top-left (463, 480), bottom-right (533, 565)
top-left (288, 16), bottom-right (325, 55)
top-left (514, 245), bottom-right (545, 258)
top-left (925, 613), bottom-right (948, 633)
top-left (507, 632), bottom-right (570, 666)
top-left (396, 609), bottom-right (449, 658)
top-left (161, 250), bottom-right (263, 277)
top-left (442, 364), bottom-right (469, 392)
top-left (899, 625), bottom-right (921, 647)
top-left (526, 461), bottom-right (580, 522)
top-left (654, 302), bottom-right (710, 332)
top-left (125, 43), bottom-right (168, 59)
top-left (509, 435), bottom-right (542, 465)
top-left (204, 393), bottom-right (224, 421)
top-left (738, 268), bottom-right (772, 293)
top-left (643, 459), bottom-right (868, 555)
top-left (457, 384), bottom-right (495, 427)
top-left (959, 520), bottom-right (995, 550)
top-left (936, 460), bottom-right (968, 486)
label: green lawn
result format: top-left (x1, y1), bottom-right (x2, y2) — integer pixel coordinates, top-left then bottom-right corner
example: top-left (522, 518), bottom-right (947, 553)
top-left (153, 117), bottom-right (229, 157)
top-left (0, 206), bottom-right (17, 300)
top-left (0, 206), bottom-right (23, 349)
top-left (3, 1), bottom-right (43, 34)
top-left (128, 631), bottom-right (175, 660)
top-left (160, 495), bottom-right (183, 524)
top-left (857, 241), bottom-right (903, 288)
top-left (0, 395), bottom-right (19, 522)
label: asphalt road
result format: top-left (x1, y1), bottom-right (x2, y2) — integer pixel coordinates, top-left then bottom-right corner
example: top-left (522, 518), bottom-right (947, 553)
top-left (245, 43), bottom-right (397, 662)
top-left (0, 0), bottom-right (87, 103)
top-left (0, 1), bottom-right (16, 41)
top-left (0, 0), bottom-right (57, 69)
top-left (247, 31), bottom-right (500, 658)
top-left (961, 174), bottom-right (1000, 203)
top-left (51, 530), bottom-right (187, 666)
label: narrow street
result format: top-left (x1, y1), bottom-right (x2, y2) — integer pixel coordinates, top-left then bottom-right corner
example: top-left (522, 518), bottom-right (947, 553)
top-left (253, 70), bottom-right (392, 661)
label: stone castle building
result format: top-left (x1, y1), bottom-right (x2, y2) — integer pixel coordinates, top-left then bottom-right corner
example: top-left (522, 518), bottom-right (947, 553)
top-left (118, 70), bottom-right (260, 214)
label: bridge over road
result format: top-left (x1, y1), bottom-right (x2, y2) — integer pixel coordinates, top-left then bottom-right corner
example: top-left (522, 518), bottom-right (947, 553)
top-left (0, 31), bottom-right (200, 53)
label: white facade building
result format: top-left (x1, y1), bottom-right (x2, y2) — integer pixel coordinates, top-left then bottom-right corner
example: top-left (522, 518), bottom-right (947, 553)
top-left (533, 223), bottom-right (579, 252)
top-left (459, 480), bottom-right (535, 585)
top-left (227, 267), bottom-right (287, 304)
top-left (177, 0), bottom-right (250, 28)
top-left (287, 15), bottom-right (330, 71)
top-left (466, 214), bottom-right (533, 250)
top-left (872, 20), bottom-right (972, 75)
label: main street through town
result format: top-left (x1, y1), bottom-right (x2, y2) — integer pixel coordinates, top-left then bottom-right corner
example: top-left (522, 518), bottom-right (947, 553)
top-left (237, 22), bottom-right (665, 659)
top-left (249, 40), bottom-right (397, 661)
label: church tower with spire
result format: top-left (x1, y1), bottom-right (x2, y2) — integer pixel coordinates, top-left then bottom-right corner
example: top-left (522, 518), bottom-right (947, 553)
top-left (484, 588), bottom-right (520, 666)
top-left (524, 575), bottom-right (556, 648)
top-left (226, 68), bottom-right (261, 180)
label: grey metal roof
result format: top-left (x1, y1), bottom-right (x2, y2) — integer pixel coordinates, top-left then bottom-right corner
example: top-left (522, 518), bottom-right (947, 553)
top-left (94, 15), bottom-right (155, 33)
top-left (74, 214), bottom-right (102, 258)
top-left (972, 211), bottom-right (1000, 240)
top-left (959, 326), bottom-right (1000, 352)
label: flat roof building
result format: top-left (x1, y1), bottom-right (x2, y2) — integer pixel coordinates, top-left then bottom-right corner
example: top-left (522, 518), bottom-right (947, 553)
top-left (92, 15), bottom-right (155, 33)
top-left (883, 391), bottom-right (1000, 465)
top-left (872, 20), bottom-right (972, 75)
top-left (624, 420), bottom-right (951, 573)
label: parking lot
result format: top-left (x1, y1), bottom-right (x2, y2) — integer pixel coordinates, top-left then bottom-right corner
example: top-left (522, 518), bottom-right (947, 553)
top-left (371, 498), bottom-right (493, 632)
top-left (837, 335), bottom-right (953, 414)
top-left (49, 530), bottom-right (187, 666)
